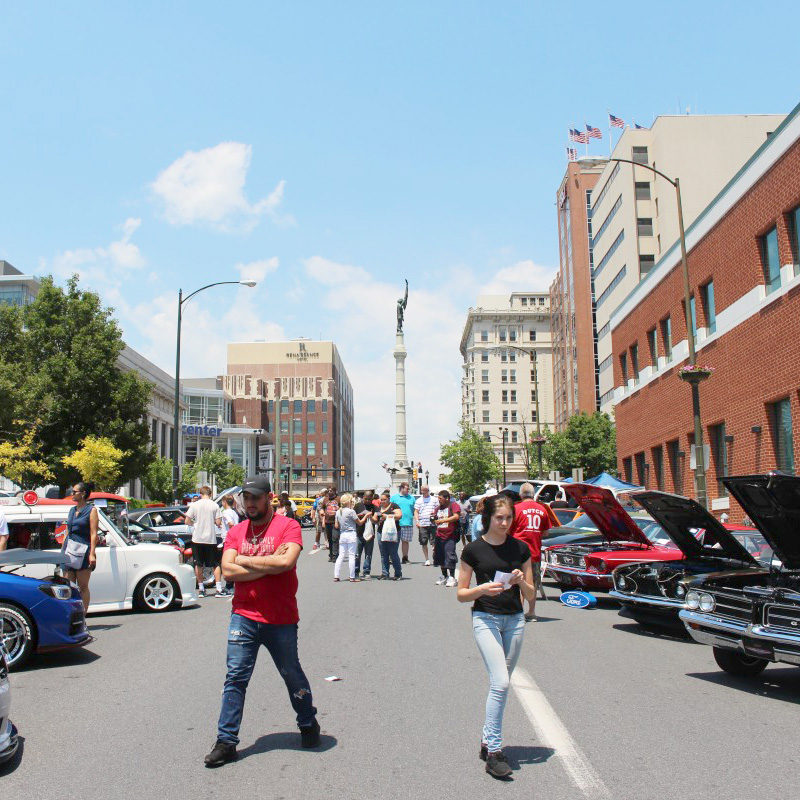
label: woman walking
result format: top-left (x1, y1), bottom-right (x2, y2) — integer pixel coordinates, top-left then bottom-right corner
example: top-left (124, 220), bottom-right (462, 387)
top-left (333, 493), bottom-right (360, 582)
top-left (374, 491), bottom-right (402, 580)
top-left (457, 494), bottom-right (535, 779)
top-left (354, 490), bottom-right (376, 579)
top-left (63, 482), bottom-right (99, 613)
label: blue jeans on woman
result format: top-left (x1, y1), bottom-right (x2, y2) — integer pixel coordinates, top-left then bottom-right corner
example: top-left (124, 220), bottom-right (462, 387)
top-left (356, 532), bottom-right (374, 576)
top-left (378, 537), bottom-right (402, 578)
top-left (217, 613), bottom-right (317, 745)
top-left (472, 611), bottom-right (525, 752)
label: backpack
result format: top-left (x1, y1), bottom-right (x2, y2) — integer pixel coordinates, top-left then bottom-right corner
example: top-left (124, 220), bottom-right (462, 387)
top-left (325, 499), bottom-right (339, 521)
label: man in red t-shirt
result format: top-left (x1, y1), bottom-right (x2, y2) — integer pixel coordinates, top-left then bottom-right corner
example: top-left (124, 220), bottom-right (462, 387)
top-left (510, 483), bottom-right (552, 621)
top-left (204, 475), bottom-right (320, 768)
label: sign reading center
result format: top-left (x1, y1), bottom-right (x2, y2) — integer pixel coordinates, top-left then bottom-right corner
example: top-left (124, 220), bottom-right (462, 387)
top-left (182, 425), bottom-right (222, 437)
top-left (286, 341), bottom-right (320, 361)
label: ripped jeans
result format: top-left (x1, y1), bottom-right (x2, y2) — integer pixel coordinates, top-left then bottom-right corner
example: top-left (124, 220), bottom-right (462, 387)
top-left (217, 613), bottom-right (317, 745)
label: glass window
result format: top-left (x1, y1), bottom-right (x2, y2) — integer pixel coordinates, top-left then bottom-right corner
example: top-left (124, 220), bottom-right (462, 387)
top-left (322, 419), bottom-right (328, 433)
top-left (509, 329), bottom-right (517, 342)
top-left (702, 281), bottom-right (716, 334)
top-left (307, 420), bottom-right (316, 434)
top-left (322, 441), bottom-right (328, 455)
top-left (632, 146), bottom-right (648, 165)
top-left (322, 400), bottom-right (328, 412)
top-left (307, 399), bottom-right (315, 413)
top-left (789, 206), bottom-right (800, 276)
top-left (280, 420), bottom-right (289, 433)
top-left (667, 439), bottom-right (682, 493)
top-left (647, 328), bottom-right (658, 364)
top-left (511, 430), bottom-right (518, 443)
top-left (510, 410), bottom-right (517, 422)
top-left (307, 441), bottom-right (316, 456)
top-left (293, 419), bottom-right (301, 434)
top-left (294, 441), bottom-right (302, 456)
top-left (510, 369), bottom-right (516, 383)
top-left (684, 296), bottom-right (697, 340)
top-left (293, 400), bottom-right (302, 414)
top-left (521, 297), bottom-right (528, 306)
top-left (529, 330), bottom-right (536, 341)
top-left (268, 400), bottom-right (274, 413)
top-left (635, 182), bottom-right (651, 200)
top-left (501, 370), bottom-right (508, 383)
top-left (771, 398), bottom-right (795, 474)
top-left (510, 390), bottom-right (516, 403)
top-left (637, 218), bottom-right (653, 236)
top-left (480, 330), bottom-right (488, 342)
top-left (280, 442), bottom-right (289, 456)
top-left (635, 452), bottom-right (646, 486)
top-left (761, 227), bottom-right (781, 294)
top-left (639, 255), bottom-right (655, 276)
top-left (623, 456), bottom-right (633, 483)
top-left (481, 351), bottom-right (488, 362)
top-left (483, 431), bottom-right (491, 442)
top-left (501, 351), bottom-right (507, 362)
top-left (499, 328), bottom-right (507, 342)
top-left (229, 437), bottom-right (244, 466)
top-left (709, 423), bottom-right (728, 496)
top-left (631, 344), bottom-right (639, 384)
top-left (481, 370), bottom-right (489, 383)
top-left (652, 445), bottom-right (664, 491)
top-left (661, 317), bottom-right (672, 360)
top-left (482, 410), bottom-right (490, 423)
top-left (620, 352), bottom-right (628, 384)
top-left (531, 410), bottom-right (537, 422)
top-left (502, 390), bottom-right (508, 403)
top-left (509, 351), bottom-right (516, 362)
top-left (507, 451), bottom-right (515, 464)
top-left (502, 410), bottom-right (509, 423)
top-left (482, 390), bottom-right (490, 402)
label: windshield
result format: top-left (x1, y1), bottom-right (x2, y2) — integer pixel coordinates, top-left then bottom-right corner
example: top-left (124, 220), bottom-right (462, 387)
top-left (99, 508), bottom-right (134, 545)
top-left (564, 513), bottom-right (598, 530)
top-left (732, 530), bottom-right (776, 567)
top-left (635, 519), bottom-right (673, 547)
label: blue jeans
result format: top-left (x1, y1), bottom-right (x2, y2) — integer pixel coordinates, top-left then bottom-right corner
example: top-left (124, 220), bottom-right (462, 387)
top-left (217, 613), bottom-right (317, 745)
top-left (356, 533), bottom-right (374, 575)
top-left (472, 611), bottom-right (525, 752)
top-left (378, 537), bottom-right (401, 577)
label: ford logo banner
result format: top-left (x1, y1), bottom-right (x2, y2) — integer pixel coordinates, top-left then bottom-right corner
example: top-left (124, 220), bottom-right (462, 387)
top-left (560, 590), bottom-right (597, 609)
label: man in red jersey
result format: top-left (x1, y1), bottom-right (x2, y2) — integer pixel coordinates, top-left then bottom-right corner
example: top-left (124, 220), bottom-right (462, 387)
top-left (204, 475), bottom-right (319, 768)
top-left (510, 482), bottom-right (551, 621)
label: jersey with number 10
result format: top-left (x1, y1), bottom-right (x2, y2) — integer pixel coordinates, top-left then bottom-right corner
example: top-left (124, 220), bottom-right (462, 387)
top-left (510, 500), bottom-right (552, 560)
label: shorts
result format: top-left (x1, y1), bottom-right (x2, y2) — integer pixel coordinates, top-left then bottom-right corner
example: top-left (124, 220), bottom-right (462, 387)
top-left (192, 542), bottom-right (221, 568)
top-left (399, 525), bottom-right (414, 543)
top-left (433, 537), bottom-right (458, 569)
top-left (418, 524), bottom-right (436, 546)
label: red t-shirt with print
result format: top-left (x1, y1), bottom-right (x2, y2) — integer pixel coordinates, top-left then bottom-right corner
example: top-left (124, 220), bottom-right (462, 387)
top-left (510, 499), bottom-right (552, 560)
top-left (223, 514), bottom-right (304, 625)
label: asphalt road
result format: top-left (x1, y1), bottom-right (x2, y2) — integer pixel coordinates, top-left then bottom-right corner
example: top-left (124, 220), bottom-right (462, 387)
top-left (4, 535), bottom-right (800, 800)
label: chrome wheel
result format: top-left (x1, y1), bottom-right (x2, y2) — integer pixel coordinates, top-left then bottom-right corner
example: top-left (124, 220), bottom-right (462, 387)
top-left (0, 604), bottom-right (35, 668)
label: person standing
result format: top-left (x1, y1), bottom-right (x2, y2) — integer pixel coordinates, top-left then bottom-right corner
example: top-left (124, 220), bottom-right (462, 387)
top-left (354, 490), bottom-right (376, 579)
top-left (457, 493), bottom-right (535, 779)
top-left (218, 494), bottom-right (240, 598)
top-left (63, 482), bottom-right (98, 612)
top-left (321, 488), bottom-right (340, 563)
top-left (390, 482), bottom-right (416, 564)
top-left (413, 485), bottom-right (438, 566)
top-left (204, 474), bottom-right (319, 767)
top-left (312, 491), bottom-right (325, 551)
top-left (374, 491), bottom-right (402, 580)
top-left (186, 485), bottom-right (223, 597)
top-left (333, 493), bottom-right (360, 582)
top-left (459, 493), bottom-right (472, 547)
top-left (433, 490), bottom-right (461, 587)
top-left (0, 508), bottom-right (8, 551)
top-left (509, 482), bottom-right (551, 621)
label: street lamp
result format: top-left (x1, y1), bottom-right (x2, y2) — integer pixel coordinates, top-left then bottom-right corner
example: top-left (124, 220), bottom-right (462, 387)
top-left (579, 156), bottom-right (708, 508)
top-left (498, 426), bottom-right (508, 486)
top-left (172, 280), bottom-right (257, 497)
top-left (424, 469), bottom-right (429, 486)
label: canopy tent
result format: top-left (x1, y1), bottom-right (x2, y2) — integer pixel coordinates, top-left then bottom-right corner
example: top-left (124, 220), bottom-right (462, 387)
top-left (583, 471), bottom-right (643, 491)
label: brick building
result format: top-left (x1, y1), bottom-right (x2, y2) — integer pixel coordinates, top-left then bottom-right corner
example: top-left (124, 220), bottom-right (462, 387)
top-left (611, 101), bottom-right (800, 520)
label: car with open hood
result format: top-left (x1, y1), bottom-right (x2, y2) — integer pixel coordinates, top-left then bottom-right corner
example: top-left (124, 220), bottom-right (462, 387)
top-left (610, 490), bottom-right (770, 628)
top-left (679, 472), bottom-right (800, 677)
top-left (542, 484), bottom-right (682, 591)
top-left (0, 549), bottom-right (91, 670)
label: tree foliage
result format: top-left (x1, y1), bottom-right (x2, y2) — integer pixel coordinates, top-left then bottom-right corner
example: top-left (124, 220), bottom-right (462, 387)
top-left (0, 276), bottom-right (153, 491)
top-left (63, 436), bottom-right (128, 492)
top-left (0, 422), bottom-right (54, 489)
top-left (439, 422), bottom-right (501, 495)
top-left (542, 412), bottom-right (617, 478)
top-left (195, 449), bottom-right (245, 493)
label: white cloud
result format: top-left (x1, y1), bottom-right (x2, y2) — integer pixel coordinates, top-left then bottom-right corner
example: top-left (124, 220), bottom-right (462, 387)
top-left (151, 142), bottom-right (293, 231)
top-left (51, 218), bottom-right (145, 280)
top-left (236, 257), bottom-right (279, 284)
top-left (480, 259), bottom-right (557, 295)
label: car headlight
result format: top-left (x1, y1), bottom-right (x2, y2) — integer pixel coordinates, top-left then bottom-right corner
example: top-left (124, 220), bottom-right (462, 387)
top-left (39, 584), bottom-right (74, 600)
top-left (597, 560), bottom-right (608, 574)
top-left (617, 576), bottom-right (627, 589)
top-left (675, 584), bottom-right (686, 599)
top-left (698, 593), bottom-right (715, 612)
top-left (686, 590), bottom-right (701, 610)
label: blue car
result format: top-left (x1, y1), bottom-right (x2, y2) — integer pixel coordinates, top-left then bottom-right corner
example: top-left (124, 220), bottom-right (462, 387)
top-left (0, 549), bottom-right (91, 670)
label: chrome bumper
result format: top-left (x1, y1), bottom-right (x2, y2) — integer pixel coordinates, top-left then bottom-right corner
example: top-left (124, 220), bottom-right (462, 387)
top-left (610, 590), bottom-right (683, 610)
top-left (0, 719), bottom-right (18, 763)
top-left (545, 563), bottom-right (609, 580)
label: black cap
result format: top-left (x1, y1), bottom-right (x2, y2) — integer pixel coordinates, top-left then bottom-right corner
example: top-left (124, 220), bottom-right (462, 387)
top-left (241, 475), bottom-right (272, 497)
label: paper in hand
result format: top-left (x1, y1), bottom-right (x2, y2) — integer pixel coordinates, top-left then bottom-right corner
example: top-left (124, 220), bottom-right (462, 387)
top-left (493, 571), bottom-right (513, 589)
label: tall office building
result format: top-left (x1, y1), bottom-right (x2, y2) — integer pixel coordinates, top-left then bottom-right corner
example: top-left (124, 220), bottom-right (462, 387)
top-left (460, 293), bottom-right (554, 482)
top-left (0, 261), bottom-right (40, 306)
top-left (550, 160), bottom-right (607, 429)
top-left (224, 340), bottom-right (354, 494)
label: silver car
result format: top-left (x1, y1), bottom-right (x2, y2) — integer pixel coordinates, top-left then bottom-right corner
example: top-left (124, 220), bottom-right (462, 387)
top-left (0, 649), bottom-right (19, 764)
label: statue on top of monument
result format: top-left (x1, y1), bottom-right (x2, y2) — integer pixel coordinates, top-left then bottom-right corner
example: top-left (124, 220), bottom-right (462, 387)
top-left (396, 279), bottom-right (409, 333)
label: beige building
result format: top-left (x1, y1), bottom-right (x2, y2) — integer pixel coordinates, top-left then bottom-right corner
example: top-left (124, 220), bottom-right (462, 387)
top-left (591, 114), bottom-right (785, 415)
top-left (460, 293), bottom-right (554, 482)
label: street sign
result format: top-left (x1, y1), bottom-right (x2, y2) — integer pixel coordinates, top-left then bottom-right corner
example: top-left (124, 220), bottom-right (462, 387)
top-left (559, 590), bottom-right (597, 609)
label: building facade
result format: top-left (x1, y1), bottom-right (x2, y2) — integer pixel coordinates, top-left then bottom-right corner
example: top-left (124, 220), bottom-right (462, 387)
top-left (551, 160), bottom-right (606, 428)
top-left (225, 340), bottom-right (355, 494)
top-left (460, 293), bottom-right (554, 482)
top-left (0, 261), bottom-right (40, 307)
top-left (591, 114), bottom-right (785, 416)
top-left (611, 102), bottom-right (800, 520)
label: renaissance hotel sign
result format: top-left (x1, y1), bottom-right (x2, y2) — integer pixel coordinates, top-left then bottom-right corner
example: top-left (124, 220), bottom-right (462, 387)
top-left (286, 341), bottom-right (321, 361)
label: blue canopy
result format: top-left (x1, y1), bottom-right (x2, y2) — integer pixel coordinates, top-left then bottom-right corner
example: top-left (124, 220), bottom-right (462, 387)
top-left (583, 471), bottom-right (642, 491)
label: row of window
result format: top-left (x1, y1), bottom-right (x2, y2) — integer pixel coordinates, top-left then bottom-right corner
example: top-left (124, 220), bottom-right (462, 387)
top-left (595, 264), bottom-right (627, 309)
top-left (591, 162), bottom-right (620, 212)
top-left (592, 195), bottom-right (622, 247)
top-left (480, 369), bottom-right (539, 383)
top-left (479, 388), bottom-right (538, 403)
top-left (594, 230), bottom-right (625, 278)
top-left (279, 440), bottom-right (330, 457)
top-left (470, 348), bottom-right (539, 363)
top-left (519, 297), bottom-right (547, 306)
top-left (761, 205), bottom-right (800, 293)
top-left (277, 419), bottom-right (329, 435)
top-left (479, 329), bottom-right (538, 343)
top-left (268, 399), bottom-right (329, 414)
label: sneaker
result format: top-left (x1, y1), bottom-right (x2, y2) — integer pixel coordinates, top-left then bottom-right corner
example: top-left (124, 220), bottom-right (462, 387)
top-left (197, 586), bottom-right (206, 597)
top-left (480, 743), bottom-right (488, 761)
top-left (485, 750), bottom-right (512, 778)
top-left (312, 543), bottom-right (319, 551)
top-left (435, 576), bottom-right (447, 585)
top-left (393, 575), bottom-right (401, 581)
top-left (424, 559), bottom-right (431, 566)
top-left (300, 720), bottom-right (320, 748)
top-left (215, 588), bottom-right (232, 598)
top-left (446, 577), bottom-right (456, 587)
top-left (401, 556), bottom-right (409, 564)
top-left (204, 740), bottom-right (237, 767)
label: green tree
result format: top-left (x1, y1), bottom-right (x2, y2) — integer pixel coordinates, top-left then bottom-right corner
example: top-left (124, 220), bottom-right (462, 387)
top-left (542, 412), bottom-right (617, 478)
top-left (142, 455), bottom-right (175, 504)
top-left (62, 435), bottom-right (128, 491)
top-left (0, 275), bottom-right (153, 492)
top-left (439, 421), bottom-right (501, 495)
top-left (195, 449), bottom-right (245, 493)
top-left (0, 422), bottom-right (54, 490)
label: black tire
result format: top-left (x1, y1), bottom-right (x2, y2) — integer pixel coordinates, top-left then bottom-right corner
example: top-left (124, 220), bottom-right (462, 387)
top-left (712, 646), bottom-right (769, 677)
top-left (0, 602), bottom-right (36, 670)
top-left (134, 573), bottom-right (180, 613)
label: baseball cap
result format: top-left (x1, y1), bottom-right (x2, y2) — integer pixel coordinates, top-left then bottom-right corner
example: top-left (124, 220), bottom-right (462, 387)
top-left (241, 475), bottom-right (272, 497)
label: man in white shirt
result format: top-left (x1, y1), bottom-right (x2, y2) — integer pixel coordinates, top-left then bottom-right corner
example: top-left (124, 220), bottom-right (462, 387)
top-left (413, 486), bottom-right (439, 566)
top-left (185, 486), bottom-right (223, 597)
top-left (0, 509), bottom-right (8, 551)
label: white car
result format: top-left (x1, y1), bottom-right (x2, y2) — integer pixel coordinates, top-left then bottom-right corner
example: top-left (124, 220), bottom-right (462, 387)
top-left (0, 499), bottom-right (198, 614)
top-left (0, 649), bottom-right (19, 763)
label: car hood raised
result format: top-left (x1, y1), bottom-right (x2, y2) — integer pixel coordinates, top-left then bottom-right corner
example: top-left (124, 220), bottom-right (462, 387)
top-left (723, 472), bottom-right (800, 570)
top-left (0, 548), bottom-right (71, 567)
top-left (564, 484), bottom-right (652, 546)
top-left (633, 490), bottom-right (758, 565)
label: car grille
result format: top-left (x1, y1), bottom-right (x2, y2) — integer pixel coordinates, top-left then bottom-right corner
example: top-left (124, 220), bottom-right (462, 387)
top-left (69, 611), bottom-right (86, 636)
top-left (765, 604), bottom-right (800, 634)
top-left (554, 552), bottom-right (584, 568)
top-left (707, 590), bottom-right (753, 624)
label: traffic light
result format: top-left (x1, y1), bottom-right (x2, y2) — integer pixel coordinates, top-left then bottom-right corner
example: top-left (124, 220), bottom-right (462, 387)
top-left (310, 465), bottom-right (317, 478)
top-left (413, 468), bottom-right (418, 482)
top-left (339, 464), bottom-right (346, 478)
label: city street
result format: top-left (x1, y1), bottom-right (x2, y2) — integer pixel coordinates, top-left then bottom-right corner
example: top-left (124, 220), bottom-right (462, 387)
top-left (3, 535), bottom-right (800, 800)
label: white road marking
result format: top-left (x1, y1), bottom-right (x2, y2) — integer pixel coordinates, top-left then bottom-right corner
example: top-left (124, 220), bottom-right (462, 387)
top-left (511, 666), bottom-right (611, 799)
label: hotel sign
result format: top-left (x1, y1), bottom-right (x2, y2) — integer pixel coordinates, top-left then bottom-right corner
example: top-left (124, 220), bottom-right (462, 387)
top-left (286, 341), bottom-right (320, 361)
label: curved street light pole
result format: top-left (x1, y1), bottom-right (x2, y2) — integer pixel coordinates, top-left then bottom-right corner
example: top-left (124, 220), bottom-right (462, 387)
top-left (172, 280), bottom-right (257, 498)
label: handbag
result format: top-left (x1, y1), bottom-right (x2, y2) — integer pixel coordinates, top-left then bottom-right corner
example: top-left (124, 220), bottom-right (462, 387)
top-left (62, 537), bottom-right (89, 570)
top-left (381, 515), bottom-right (398, 543)
top-left (363, 517), bottom-right (375, 542)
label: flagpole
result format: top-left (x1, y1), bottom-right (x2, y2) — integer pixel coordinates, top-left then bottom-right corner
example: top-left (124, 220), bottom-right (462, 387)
top-left (608, 110), bottom-right (612, 158)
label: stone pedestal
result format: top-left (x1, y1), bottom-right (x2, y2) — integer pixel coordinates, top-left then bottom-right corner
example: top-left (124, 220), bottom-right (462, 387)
top-left (391, 331), bottom-right (412, 490)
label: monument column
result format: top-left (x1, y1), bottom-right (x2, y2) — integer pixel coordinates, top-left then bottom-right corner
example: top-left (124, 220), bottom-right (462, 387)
top-left (391, 280), bottom-right (411, 490)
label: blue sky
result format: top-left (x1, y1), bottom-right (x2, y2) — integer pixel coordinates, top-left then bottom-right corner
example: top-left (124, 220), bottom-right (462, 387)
top-left (1, 1), bottom-right (798, 487)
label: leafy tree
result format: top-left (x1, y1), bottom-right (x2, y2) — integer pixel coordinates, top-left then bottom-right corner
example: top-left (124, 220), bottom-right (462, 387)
top-left (195, 449), bottom-right (245, 493)
top-left (142, 455), bottom-right (174, 504)
top-left (542, 412), bottom-right (617, 478)
top-left (0, 422), bottom-right (54, 489)
top-left (62, 436), bottom-right (128, 491)
top-left (439, 422), bottom-right (501, 495)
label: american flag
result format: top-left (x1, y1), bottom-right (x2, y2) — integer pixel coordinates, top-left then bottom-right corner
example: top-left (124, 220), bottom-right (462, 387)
top-left (569, 127), bottom-right (589, 144)
top-left (633, 122), bottom-right (647, 130)
top-left (566, 146), bottom-right (577, 161)
top-left (586, 124), bottom-right (603, 139)
top-left (609, 113), bottom-right (625, 128)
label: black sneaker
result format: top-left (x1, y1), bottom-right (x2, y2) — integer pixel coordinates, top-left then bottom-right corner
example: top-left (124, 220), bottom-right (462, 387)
top-left (480, 743), bottom-right (488, 761)
top-left (204, 740), bottom-right (237, 767)
top-left (401, 556), bottom-right (409, 564)
top-left (485, 750), bottom-right (512, 778)
top-left (300, 719), bottom-right (320, 748)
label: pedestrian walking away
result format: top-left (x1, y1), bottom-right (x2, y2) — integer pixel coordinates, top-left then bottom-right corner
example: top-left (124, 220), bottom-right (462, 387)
top-left (390, 482), bottom-right (416, 564)
top-left (322, 488), bottom-right (340, 562)
top-left (459, 492), bottom-right (472, 547)
top-left (374, 491), bottom-right (402, 579)
top-left (218, 495), bottom-right (240, 597)
top-left (186, 485), bottom-right (223, 597)
top-left (433, 490), bottom-right (461, 587)
top-left (312, 491), bottom-right (325, 551)
top-left (509, 482), bottom-right (551, 621)
top-left (457, 493), bottom-right (535, 779)
top-left (62, 482), bottom-right (98, 612)
top-left (205, 474), bottom-right (319, 768)
top-left (354, 490), bottom-right (376, 578)
top-left (333, 493), bottom-right (360, 582)
top-left (413, 485), bottom-right (438, 565)
top-left (470, 498), bottom-right (486, 541)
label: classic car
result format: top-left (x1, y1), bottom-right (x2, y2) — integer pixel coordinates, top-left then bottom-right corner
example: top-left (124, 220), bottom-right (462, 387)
top-left (0, 549), bottom-right (91, 670)
top-left (543, 483), bottom-right (682, 591)
top-left (679, 472), bottom-right (800, 677)
top-left (0, 649), bottom-right (19, 762)
top-left (610, 490), bottom-right (768, 628)
top-left (126, 506), bottom-right (192, 538)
